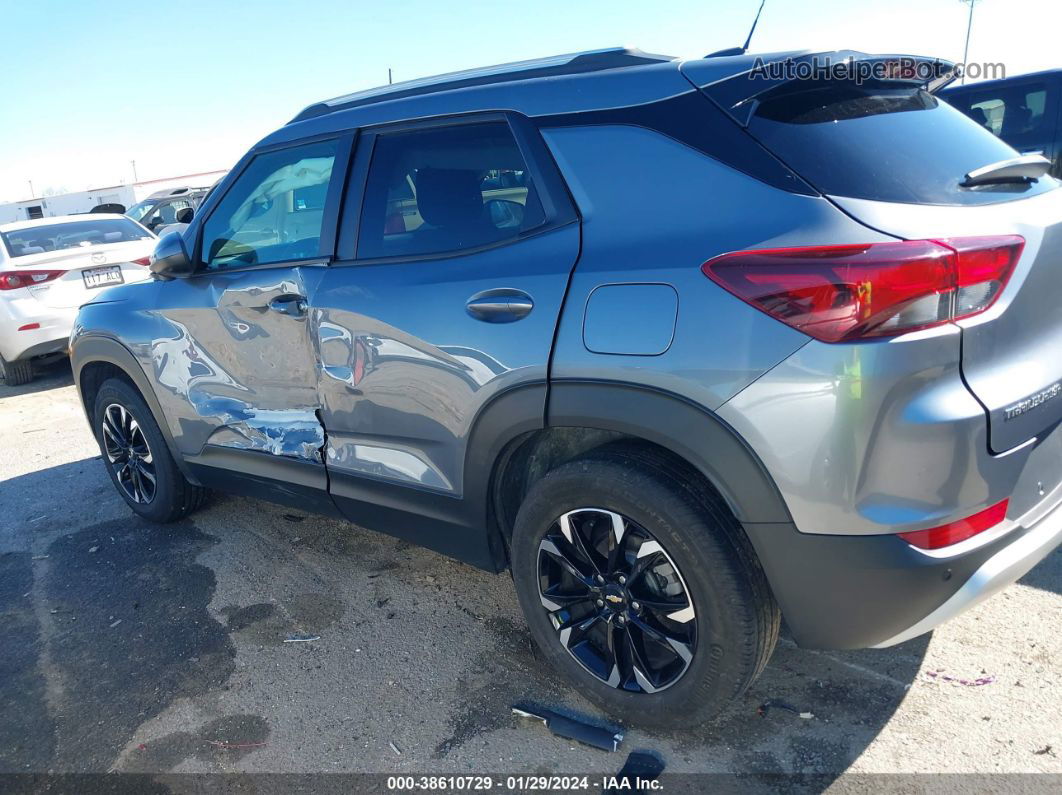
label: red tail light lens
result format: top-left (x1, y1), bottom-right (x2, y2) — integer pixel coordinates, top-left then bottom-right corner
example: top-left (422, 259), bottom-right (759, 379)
top-left (899, 499), bottom-right (1010, 550)
top-left (0, 270), bottom-right (66, 291)
top-left (131, 257), bottom-right (151, 267)
top-left (702, 236), bottom-right (1024, 343)
top-left (948, 236), bottom-right (1024, 317)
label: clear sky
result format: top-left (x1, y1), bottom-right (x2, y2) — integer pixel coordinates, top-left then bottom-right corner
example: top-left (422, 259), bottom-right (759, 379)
top-left (2, 0), bottom-right (1059, 201)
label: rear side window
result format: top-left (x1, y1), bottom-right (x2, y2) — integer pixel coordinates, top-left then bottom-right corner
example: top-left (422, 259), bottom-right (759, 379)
top-left (200, 139), bottom-right (337, 270)
top-left (747, 83), bottom-right (1058, 205)
top-left (356, 121), bottom-right (545, 260)
top-left (144, 199), bottom-right (193, 230)
top-left (950, 83), bottom-right (1048, 138)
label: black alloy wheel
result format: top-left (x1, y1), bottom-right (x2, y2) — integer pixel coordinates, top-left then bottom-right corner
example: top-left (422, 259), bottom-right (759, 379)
top-left (101, 402), bottom-right (157, 505)
top-left (537, 507), bottom-right (696, 693)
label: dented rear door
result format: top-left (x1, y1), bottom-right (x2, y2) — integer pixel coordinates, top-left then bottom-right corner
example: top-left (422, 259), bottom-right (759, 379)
top-left (310, 115), bottom-right (580, 560)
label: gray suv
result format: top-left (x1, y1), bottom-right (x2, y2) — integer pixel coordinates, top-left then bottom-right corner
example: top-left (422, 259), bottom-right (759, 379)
top-left (70, 48), bottom-right (1062, 728)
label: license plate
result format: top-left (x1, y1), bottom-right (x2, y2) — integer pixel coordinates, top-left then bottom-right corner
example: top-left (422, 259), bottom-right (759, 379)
top-left (82, 265), bottom-right (124, 289)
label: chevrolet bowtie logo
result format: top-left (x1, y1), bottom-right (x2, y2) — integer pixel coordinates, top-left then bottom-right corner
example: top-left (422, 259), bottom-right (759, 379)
top-left (604, 594), bottom-right (624, 604)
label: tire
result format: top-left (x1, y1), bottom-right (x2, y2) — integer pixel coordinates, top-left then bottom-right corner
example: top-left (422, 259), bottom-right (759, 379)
top-left (510, 449), bottom-right (780, 728)
top-left (92, 377), bottom-right (207, 522)
top-left (0, 355), bottom-right (33, 386)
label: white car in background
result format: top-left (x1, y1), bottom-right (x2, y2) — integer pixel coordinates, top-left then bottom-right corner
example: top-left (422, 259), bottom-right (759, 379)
top-left (0, 214), bottom-right (156, 385)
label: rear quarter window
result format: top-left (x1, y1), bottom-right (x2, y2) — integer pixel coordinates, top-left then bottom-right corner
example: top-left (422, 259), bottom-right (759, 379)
top-left (748, 83), bottom-right (1059, 205)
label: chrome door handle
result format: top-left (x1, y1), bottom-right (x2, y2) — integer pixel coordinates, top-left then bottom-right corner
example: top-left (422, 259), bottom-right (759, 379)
top-left (268, 294), bottom-right (307, 317)
top-left (466, 289), bottom-right (534, 323)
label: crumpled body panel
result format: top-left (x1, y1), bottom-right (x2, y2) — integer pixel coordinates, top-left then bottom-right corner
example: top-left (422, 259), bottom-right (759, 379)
top-left (146, 268), bottom-right (328, 463)
top-left (199, 397), bottom-right (324, 461)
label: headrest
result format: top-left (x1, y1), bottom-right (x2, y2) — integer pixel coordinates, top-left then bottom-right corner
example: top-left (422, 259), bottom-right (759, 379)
top-left (416, 168), bottom-right (483, 228)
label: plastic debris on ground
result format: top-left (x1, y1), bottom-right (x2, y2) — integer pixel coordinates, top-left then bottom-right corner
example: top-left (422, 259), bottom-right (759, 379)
top-left (757, 700), bottom-right (815, 719)
top-left (511, 703), bottom-right (623, 752)
top-left (283, 633), bottom-right (321, 643)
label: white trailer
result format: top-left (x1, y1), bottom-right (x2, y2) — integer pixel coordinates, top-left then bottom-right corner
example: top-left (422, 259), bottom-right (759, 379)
top-left (0, 170), bottom-right (227, 224)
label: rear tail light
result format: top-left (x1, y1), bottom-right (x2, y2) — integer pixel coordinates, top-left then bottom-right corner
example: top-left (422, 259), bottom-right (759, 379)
top-left (0, 270), bottom-right (66, 291)
top-left (899, 499), bottom-right (1009, 550)
top-left (702, 236), bottom-right (1024, 343)
top-left (131, 257), bottom-right (151, 267)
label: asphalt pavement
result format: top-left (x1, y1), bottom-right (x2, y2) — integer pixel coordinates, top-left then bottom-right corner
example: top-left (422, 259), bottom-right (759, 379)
top-left (1, 359), bottom-right (1060, 789)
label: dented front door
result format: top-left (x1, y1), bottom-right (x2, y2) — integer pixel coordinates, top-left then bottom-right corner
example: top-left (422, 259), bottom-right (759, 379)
top-left (144, 135), bottom-right (348, 512)
top-left (150, 264), bottom-right (328, 467)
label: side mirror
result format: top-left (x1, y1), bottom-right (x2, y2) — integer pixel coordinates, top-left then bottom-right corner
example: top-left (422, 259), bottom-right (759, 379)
top-left (150, 231), bottom-right (195, 278)
top-left (175, 207), bottom-right (194, 224)
top-left (485, 199), bottom-right (525, 229)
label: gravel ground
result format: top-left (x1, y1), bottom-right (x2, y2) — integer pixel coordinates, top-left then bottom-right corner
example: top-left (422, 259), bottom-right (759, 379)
top-left (1, 359), bottom-right (1060, 790)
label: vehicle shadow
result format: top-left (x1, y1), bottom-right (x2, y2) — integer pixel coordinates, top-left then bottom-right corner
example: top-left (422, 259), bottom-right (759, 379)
top-left (0, 357), bottom-right (74, 397)
top-left (0, 457), bottom-right (237, 775)
top-left (1018, 544), bottom-right (1062, 596)
top-left (0, 458), bottom-right (933, 780)
top-left (644, 630), bottom-right (931, 781)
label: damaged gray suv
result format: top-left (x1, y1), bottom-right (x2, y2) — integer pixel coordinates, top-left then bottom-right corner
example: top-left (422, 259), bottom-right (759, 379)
top-left (71, 48), bottom-right (1062, 728)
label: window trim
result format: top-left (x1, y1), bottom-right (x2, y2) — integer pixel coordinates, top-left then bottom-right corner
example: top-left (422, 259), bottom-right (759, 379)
top-left (334, 110), bottom-right (578, 266)
top-left (190, 131), bottom-right (355, 275)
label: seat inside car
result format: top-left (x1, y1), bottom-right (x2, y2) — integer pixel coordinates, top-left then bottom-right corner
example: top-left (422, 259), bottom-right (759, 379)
top-left (413, 168), bottom-right (503, 251)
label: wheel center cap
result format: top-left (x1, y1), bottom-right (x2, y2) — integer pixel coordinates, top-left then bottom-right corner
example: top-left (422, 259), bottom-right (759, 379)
top-left (602, 584), bottom-right (626, 608)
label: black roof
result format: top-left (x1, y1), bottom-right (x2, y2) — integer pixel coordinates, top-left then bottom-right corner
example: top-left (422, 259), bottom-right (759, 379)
top-left (289, 48), bottom-right (675, 124)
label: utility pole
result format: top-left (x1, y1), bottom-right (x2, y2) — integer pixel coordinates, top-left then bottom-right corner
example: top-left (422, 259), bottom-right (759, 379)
top-left (131, 160), bottom-right (139, 183)
top-left (388, 68), bottom-right (393, 85)
top-left (27, 179), bottom-right (34, 199)
top-left (959, 0), bottom-right (979, 85)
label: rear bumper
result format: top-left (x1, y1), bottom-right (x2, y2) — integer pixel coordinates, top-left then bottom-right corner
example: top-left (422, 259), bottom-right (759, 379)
top-left (872, 485), bottom-right (1062, 647)
top-left (0, 299), bottom-right (77, 361)
top-left (744, 483), bottom-right (1062, 649)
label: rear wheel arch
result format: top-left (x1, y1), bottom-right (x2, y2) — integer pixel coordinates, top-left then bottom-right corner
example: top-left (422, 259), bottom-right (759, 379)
top-left (484, 381), bottom-right (794, 566)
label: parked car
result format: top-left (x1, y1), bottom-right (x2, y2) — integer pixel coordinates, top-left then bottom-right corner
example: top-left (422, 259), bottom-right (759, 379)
top-left (70, 48), bottom-right (1062, 728)
top-left (124, 186), bottom-right (209, 235)
top-left (1, 214), bottom-right (156, 385)
top-left (943, 69), bottom-right (1062, 176)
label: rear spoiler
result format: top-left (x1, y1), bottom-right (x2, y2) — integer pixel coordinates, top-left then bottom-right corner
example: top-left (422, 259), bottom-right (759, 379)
top-left (688, 51), bottom-right (958, 127)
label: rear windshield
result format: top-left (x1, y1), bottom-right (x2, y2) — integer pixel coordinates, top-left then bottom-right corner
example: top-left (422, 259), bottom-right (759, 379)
top-left (747, 83), bottom-right (1059, 205)
top-left (1, 218), bottom-right (153, 258)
